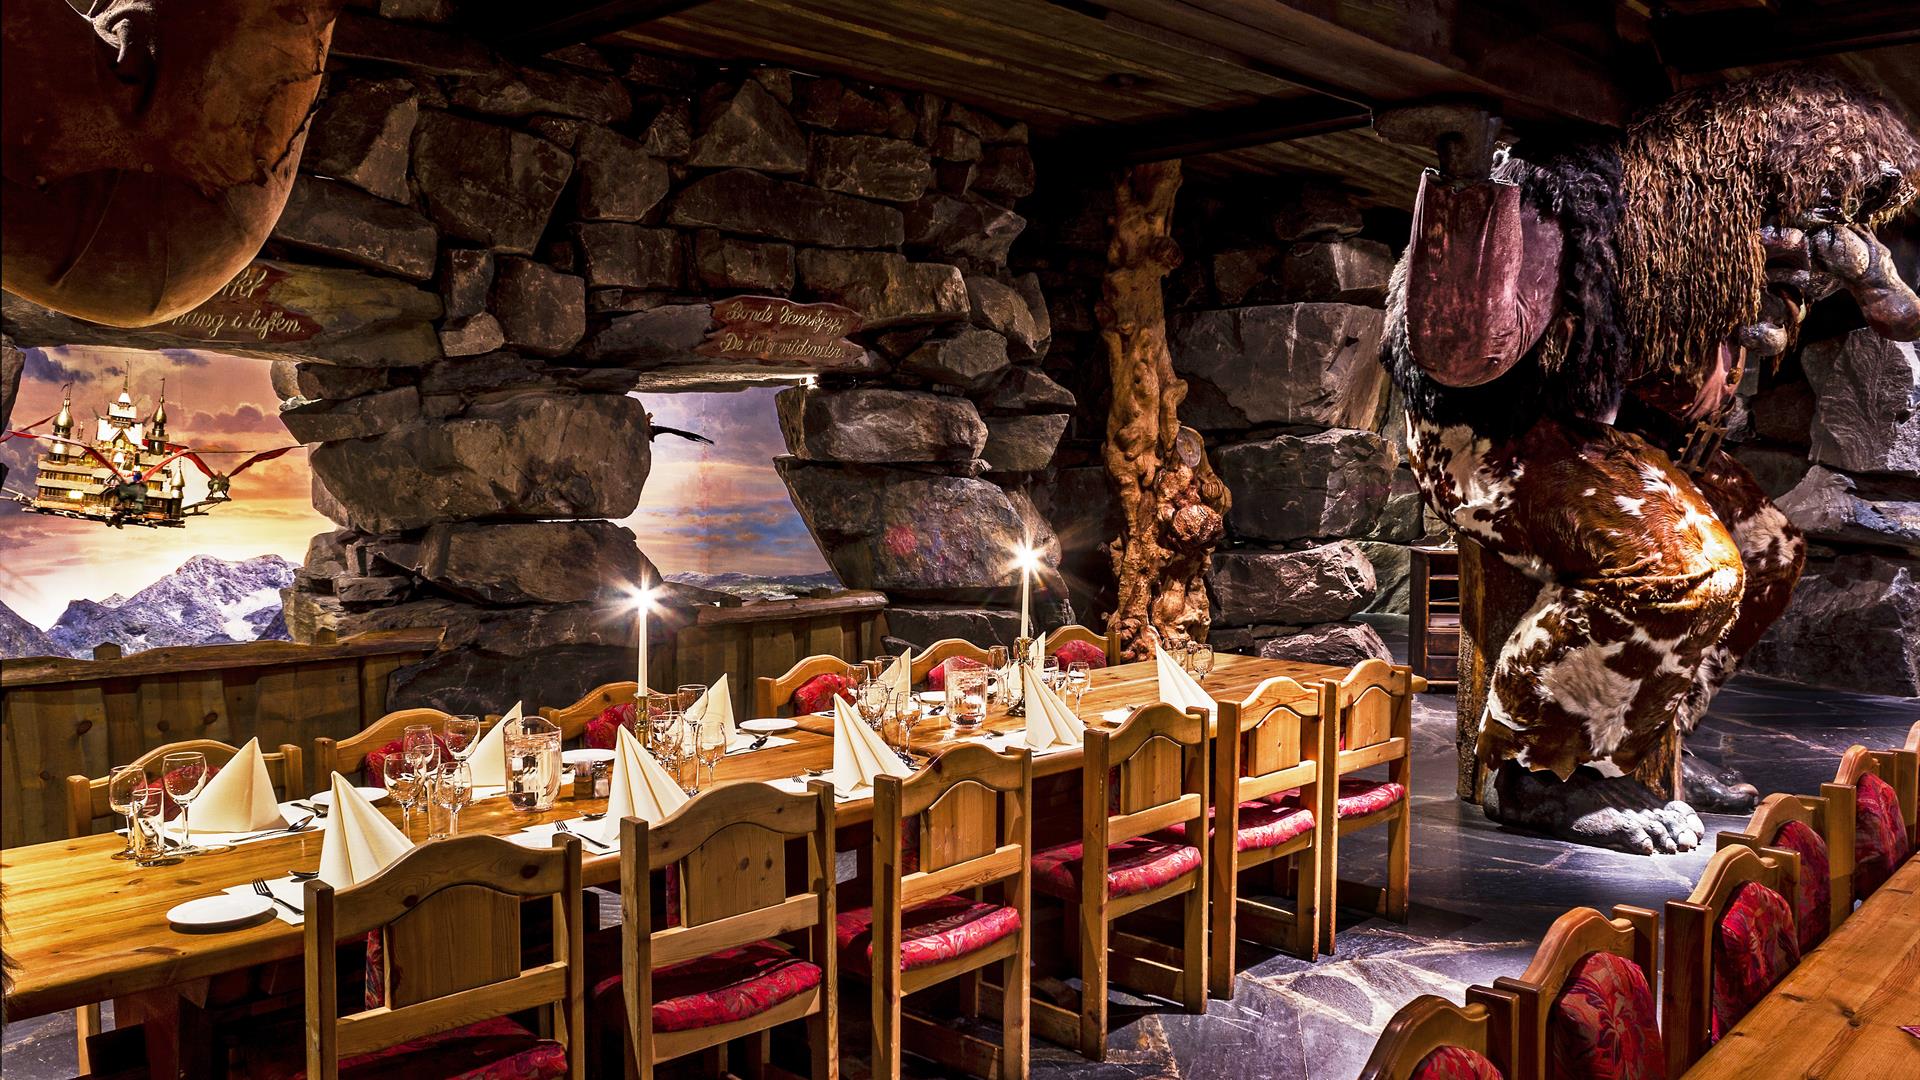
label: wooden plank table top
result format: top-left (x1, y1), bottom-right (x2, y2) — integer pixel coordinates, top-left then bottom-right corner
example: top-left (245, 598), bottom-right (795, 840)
top-left (1682, 856), bottom-right (1920, 1078)
top-left (0, 653), bottom-right (1341, 1019)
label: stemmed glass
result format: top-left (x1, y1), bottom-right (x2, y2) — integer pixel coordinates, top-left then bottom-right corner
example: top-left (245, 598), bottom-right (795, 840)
top-left (842, 665), bottom-right (869, 704)
top-left (443, 715), bottom-right (481, 762)
top-left (384, 754), bottom-right (423, 839)
top-left (161, 752), bottom-right (208, 855)
top-left (696, 713), bottom-right (727, 790)
top-left (431, 761), bottom-right (472, 839)
top-left (858, 683), bottom-right (891, 732)
top-left (1042, 656), bottom-right (1063, 692)
top-left (645, 692), bottom-right (675, 754)
top-left (677, 684), bottom-right (706, 719)
top-left (1189, 643), bottom-right (1215, 685)
top-left (1067, 661), bottom-right (1092, 713)
top-left (403, 723), bottom-right (439, 772)
top-left (108, 765), bottom-right (148, 860)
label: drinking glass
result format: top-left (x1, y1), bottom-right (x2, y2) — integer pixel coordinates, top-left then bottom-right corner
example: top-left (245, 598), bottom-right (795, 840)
top-left (384, 754), bottom-right (422, 839)
top-left (987, 646), bottom-right (1010, 703)
top-left (945, 660), bottom-right (987, 731)
top-left (645, 692), bottom-right (675, 753)
top-left (1190, 643), bottom-right (1215, 684)
top-left (1042, 656), bottom-right (1063, 692)
top-left (1067, 661), bottom-right (1092, 712)
top-left (443, 715), bottom-right (481, 761)
top-left (858, 683), bottom-right (891, 731)
top-left (161, 752), bottom-right (208, 855)
top-left (431, 761), bottom-right (473, 839)
top-left (696, 714), bottom-right (727, 789)
top-left (403, 723), bottom-right (438, 771)
top-left (863, 658), bottom-right (886, 683)
top-left (677, 684), bottom-right (706, 718)
top-left (129, 786), bottom-right (180, 866)
top-left (843, 665), bottom-right (869, 701)
top-left (107, 765), bottom-right (148, 860)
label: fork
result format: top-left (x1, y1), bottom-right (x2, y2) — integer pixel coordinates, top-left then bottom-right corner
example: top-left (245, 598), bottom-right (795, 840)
top-left (233, 816), bottom-right (314, 843)
top-left (253, 879), bottom-right (302, 917)
top-left (554, 820), bottom-right (611, 852)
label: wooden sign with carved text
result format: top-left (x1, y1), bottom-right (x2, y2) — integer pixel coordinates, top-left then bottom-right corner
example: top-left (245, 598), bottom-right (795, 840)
top-left (695, 296), bottom-right (864, 365)
top-left (162, 262), bottom-right (323, 344)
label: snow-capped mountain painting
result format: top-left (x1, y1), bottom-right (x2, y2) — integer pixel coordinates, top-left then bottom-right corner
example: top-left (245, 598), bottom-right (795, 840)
top-left (666, 571), bottom-right (841, 602)
top-left (0, 554), bottom-right (296, 659)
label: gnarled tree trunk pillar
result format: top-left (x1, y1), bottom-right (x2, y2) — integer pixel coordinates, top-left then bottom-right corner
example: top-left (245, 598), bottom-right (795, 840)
top-left (1099, 160), bottom-right (1229, 661)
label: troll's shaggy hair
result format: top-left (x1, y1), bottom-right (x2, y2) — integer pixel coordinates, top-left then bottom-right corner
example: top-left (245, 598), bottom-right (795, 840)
top-left (1617, 70), bottom-right (1920, 387)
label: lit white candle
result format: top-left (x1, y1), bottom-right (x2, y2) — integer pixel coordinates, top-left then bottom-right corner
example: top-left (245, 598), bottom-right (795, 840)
top-left (633, 577), bottom-right (652, 691)
top-left (1015, 543), bottom-right (1034, 641)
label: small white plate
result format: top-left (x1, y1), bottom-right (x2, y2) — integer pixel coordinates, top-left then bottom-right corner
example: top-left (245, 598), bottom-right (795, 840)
top-left (168, 894), bottom-right (273, 931)
top-left (739, 718), bottom-right (799, 735)
top-left (916, 691), bottom-right (945, 706)
top-left (308, 786), bottom-right (387, 807)
top-left (561, 748), bottom-right (616, 766)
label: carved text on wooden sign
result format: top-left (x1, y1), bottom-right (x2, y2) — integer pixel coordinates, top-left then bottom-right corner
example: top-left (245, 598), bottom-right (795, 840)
top-left (695, 296), bottom-right (864, 364)
top-left (162, 263), bottom-right (323, 344)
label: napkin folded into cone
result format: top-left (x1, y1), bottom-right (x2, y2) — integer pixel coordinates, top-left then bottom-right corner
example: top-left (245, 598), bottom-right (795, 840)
top-left (1024, 665), bottom-right (1085, 752)
top-left (317, 772), bottom-right (413, 888)
top-left (682, 675), bottom-right (738, 750)
top-left (592, 726), bottom-right (689, 845)
top-left (189, 737), bottom-right (285, 832)
top-left (830, 695), bottom-right (912, 796)
top-left (466, 702), bottom-right (520, 787)
top-left (1156, 644), bottom-right (1216, 718)
top-left (880, 650), bottom-right (912, 704)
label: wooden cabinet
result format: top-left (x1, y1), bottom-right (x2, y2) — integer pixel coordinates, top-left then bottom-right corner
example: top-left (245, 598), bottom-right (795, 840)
top-left (1410, 545), bottom-right (1459, 692)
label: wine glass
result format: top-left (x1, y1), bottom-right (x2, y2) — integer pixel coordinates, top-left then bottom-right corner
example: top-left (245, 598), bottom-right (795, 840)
top-left (108, 765), bottom-right (148, 860)
top-left (696, 713), bottom-right (727, 790)
top-left (645, 692), bottom-right (674, 753)
top-left (161, 752), bottom-right (208, 855)
top-left (1042, 656), bottom-right (1063, 692)
top-left (431, 761), bottom-right (472, 839)
top-left (1190, 643), bottom-right (1215, 685)
top-left (858, 683), bottom-right (891, 732)
top-left (1067, 661), bottom-right (1092, 712)
top-left (403, 723), bottom-right (438, 772)
top-left (443, 715), bottom-right (481, 761)
top-left (384, 754), bottom-right (422, 839)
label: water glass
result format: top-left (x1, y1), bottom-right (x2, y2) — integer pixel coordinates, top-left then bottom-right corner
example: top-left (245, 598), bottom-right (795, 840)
top-left (696, 714), bottom-right (727, 789)
top-left (859, 683), bottom-right (891, 731)
top-left (403, 723), bottom-right (439, 771)
top-left (161, 752), bottom-right (208, 855)
top-left (431, 761), bottom-right (473, 839)
top-left (107, 765), bottom-right (148, 860)
top-left (1067, 661), bottom-right (1092, 711)
top-left (1190, 643), bottom-right (1215, 684)
top-left (677, 684), bottom-right (707, 718)
top-left (644, 692), bottom-right (675, 752)
top-left (128, 786), bottom-right (179, 866)
top-left (505, 717), bottom-right (563, 812)
top-left (444, 715), bottom-right (481, 761)
top-left (384, 755), bottom-right (422, 839)
top-left (1042, 656), bottom-right (1063, 692)
top-left (945, 660), bottom-right (988, 731)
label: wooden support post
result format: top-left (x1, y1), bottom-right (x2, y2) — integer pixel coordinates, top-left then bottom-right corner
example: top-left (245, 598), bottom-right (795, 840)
top-left (1098, 160), bottom-right (1230, 661)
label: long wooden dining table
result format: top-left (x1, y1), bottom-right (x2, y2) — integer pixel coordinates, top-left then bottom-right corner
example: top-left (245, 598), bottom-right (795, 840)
top-left (1681, 854), bottom-right (1920, 1077)
top-left (0, 652), bottom-right (1340, 1022)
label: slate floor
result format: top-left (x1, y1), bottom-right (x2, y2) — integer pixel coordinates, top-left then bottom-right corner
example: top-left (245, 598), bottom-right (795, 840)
top-left (5, 623), bottom-right (1915, 1079)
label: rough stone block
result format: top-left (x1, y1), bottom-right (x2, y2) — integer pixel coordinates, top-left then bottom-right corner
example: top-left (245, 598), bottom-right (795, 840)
top-left (413, 111), bottom-right (573, 254)
top-left (1278, 239), bottom-right (1393, 305)
top-left (1356, 541), bottom-right (1413, 615)
top-left (491, 258), bottom-right (586, 356)
top-left (439, 249), bottom-right (495, 320)
top-left (1778, 466), bottom-right (1920, 553)
top-left (688, 80), bottom-right (809, 174)
top-left (1215, 428), bottom-right (1395, 542)
top-left (640, 99), bottom-right (694, 159)
top-left (1207, 542), bottom-right (1377, 627)
top-left (979, 367), bottom-right (1075, 413)
top-left (413, 520), bottom-right (639, 604)
top-left (903, 194), bottom-right (1025, 268)
top-left (1746, 553), bottom-right (1920, 696)
top-left (669, 168), bottom-right (904, 248)
top-left (965, 275), bottom-right (1042, 357)
top-left (449, 62), bottom-right (631, 123)
top-left (899, 328), bottom-right (1011, 390)
top-left (1269, 182), bottom-right (1365, 242)
top-left (811, 134), bottom-right (933, 202)
top-left (280, 387), bottom-right (421, 443)
top-left (1254, 621), bottom-right (1393, 666)
top-left (982, 413), bottom-right (1068, 473)
top-left (1171, 304), bottom-right (1389, 432)
top-left (796, 250), bottom-right (966, 329)
top-left (693, 231), bottom-right (795, 293)
top-left (303, 77), bottom-right (419, 204)
top-left (573, 126), bottom-right (671, 222)
top-left (972, 145), bottom-right (1035, 199)
top-left (272, 176), bottom-right (438, 281)
top-left (1801, 329), bottom-right (1920, 477)
top-left (271, 362), bottom-right (390, 405)
top-left (438, 313), bottom-right (505, 357)
top-left (582, 304), bottom-right (712, 366)
top-left (573, 223), bottom-right (680, 291)
top-left (884, 605), bottom-right (1019, 649)
top-left (776, 386), bottom-right (986, 463)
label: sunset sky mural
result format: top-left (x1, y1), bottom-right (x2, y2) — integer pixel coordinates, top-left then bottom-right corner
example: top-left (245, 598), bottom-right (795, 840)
top-left (1, 346), bottom-right (830, 632)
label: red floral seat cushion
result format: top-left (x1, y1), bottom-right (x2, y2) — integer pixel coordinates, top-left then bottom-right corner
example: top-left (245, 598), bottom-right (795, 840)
top-left (250, 1015), bottom-right (567, 1080)
top-left (364, 735), bottom-right (450, 788)
top-left (1769, 820), bottom-right (1831, 951)
top-left (1853, 772), bottom-right (1913, 900)
top-left (836, 895), bottom-right (1021, 973)
top-left (1031, 837), bottom-right (1202, 900)
top-left (1266, 776), bottom-right (1407, 819)
top-left (1710, 881), bottom-right (1799, 1040)
top-left (791, 672), bottom-right (849, 714)
top-left (1050, 639), bottom-right (1108, 669)
top-left (1548, 951), bottom-right (1665, 1080)
top-left (1411, 1046), bottom-right (1505, 1080)
top-left (585, 701), bottom-right (637, 750)
top-left (1158, 799), bottom-right (1315, 853)
top-left (592, 939), bottom-right (822, 1034)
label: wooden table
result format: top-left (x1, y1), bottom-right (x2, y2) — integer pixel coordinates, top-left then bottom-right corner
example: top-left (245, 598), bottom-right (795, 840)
top-left (1682, 856), bottom-right (1920, 1077)
top-left (0, 653), bottom-right (1340, 1021)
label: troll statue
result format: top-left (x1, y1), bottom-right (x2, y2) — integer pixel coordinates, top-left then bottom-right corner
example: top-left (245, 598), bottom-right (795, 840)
top-left (1383, 71), bottom-right (1920, 853)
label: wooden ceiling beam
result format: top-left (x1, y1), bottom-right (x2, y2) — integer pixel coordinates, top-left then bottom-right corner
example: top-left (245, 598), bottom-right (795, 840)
top-left (1047, 94), bottom-right (1374, 164)
top-left (1650, 2), bottom-right (1920, 73)
top-left (467, 0), bottom-right (721, 55)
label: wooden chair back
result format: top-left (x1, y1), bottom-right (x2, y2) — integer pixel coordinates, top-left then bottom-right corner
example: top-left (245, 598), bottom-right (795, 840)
top-left (1839, 739), bottom-right (1919, 839)
top-left (1483, 905), bottom-right (1657, 1080)
top-left (1044, 624), bottom-right (1118, 666)
top-left (1907, 719), bottom-right (1920, 835)
top-left (1358, 992), bottom-right (1518, 1080)
top-left (1088, 702), bottom-right (1210, 877)
top-left (1661, 845), bottom-right (1793, 1076)
top-left (911, 638), bottom-right (996, 684)
top-left (755, 653), bottom-right (853, 717)
top-left (1333, 659), bottom-right (1413, 776)
top-left (302, 834), bottom-right (585, 1080)
top-left (1717, 791), bottom-right (1853, 942)
top-left (65, 738), bottom-right (304, 838)
top-left (314, 707), bottom-right (454, 784)
top-left (621, 781), bottom-right (837, 1070)
top-left (541, 681), bottom-right (642, 742)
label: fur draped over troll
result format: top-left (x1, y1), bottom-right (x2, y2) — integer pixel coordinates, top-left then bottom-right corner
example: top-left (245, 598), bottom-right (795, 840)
top-left (1386, 69), bottom-right (1920, 435)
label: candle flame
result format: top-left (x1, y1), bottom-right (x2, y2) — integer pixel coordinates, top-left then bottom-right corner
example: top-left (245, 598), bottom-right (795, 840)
top-left (626, 583), bottom-right (662, 611)
top-left (1009, 543), bottom-right (1042, 573)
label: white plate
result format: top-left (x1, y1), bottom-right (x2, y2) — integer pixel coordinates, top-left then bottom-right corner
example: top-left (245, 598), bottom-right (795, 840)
top-left (308, 786), bottom-right (387, 806)
top-left (167, 894), bottom-right (273, 930)
top-left (739, 718), bottom-right (799, 735)
top-left (561, 748), bottom-right (616, 766)
top-left (916, 691), bottom-right (945, 706)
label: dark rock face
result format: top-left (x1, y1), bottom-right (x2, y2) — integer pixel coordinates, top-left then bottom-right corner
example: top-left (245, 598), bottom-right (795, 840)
top-left (2, 337), bottom-right (23, 432)
top-left (885, 605), bottom-right (1019, 650)
top-left (1277, 239), bottom-right (1393, 305)
top-left (795, 250), bottom-right (966, 329)
top-left (414, 520), bottom-right (640, 604)
top-left (273, 176), bottom-right (438, 281)
top-left (439, 313), bottom-right (505, 357)
top-left (573, 224), bottom-right (680, 291)
top-left (903, 194), bottom-right (1025, 268)
top-left (303, 77), bottom-right (419, 204)
top-left (1215, 428), bottom-right (1395, 542)
top-left (1207, 542), bottom-right (1378, 627)
top-left (573, 126), bottom-right (671, 222)
top-left (272, 362), bottom-right (390, 404)
top-left (1777, 467), bottom-right (1920, 553)
top-left (583, 304), bottom-right (711, 366)
top-left (440, 249), bottom-right (495, 320)
top-left (280, 387), bottom-right (421, 443)
top-left (972, 145), bottom-right (1035, 200)
top-left (812, 134), bottom-right (933, 203)
top-left (669, 168), bottom-right (904, 248)
top-left (1270, 183), bottom-right (1365, 242)
top-left (310, 393), bottom-right (649, 532)
top-left (412, 111), bottom-right (574, 254)
top-left (776, 386), bottom-right (986, 463)
top-left (1255, 621), bottom-right (1392, 667)
top-left (491, 258), bottom-right (586, 356)
top-left (1749, 378), bottom-right (1818, 447)
top-left (966, 275), bottom-right (1042, 357)
top-left (1746, 554), bottom-right (1920, 696)
top-left (982, 413), bottom-right (1068, 473)
top-left (693, 231), bottom-right (795, 292)
top-left (449, 63), bottom-right (632, 124)
top-left (1170, 304), bottom-right (1387, 431)
top-left (688, 80), bottom-right (809, 174)
top-left (979, 367), bottom-right (1076, 413)
top-left (900, 328), bottom-right (1011, 390)
top-left (1800, 330), bottom-right (1920, 477)
top-left (1356, 541), bottom-right (1414, 615)
top-left (387, 643), bottom-right (636, 715)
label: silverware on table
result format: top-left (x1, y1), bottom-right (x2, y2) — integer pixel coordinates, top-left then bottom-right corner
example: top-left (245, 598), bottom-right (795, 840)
top-left (748, 734), bottom-right (772, 751)
top-left (230, 816), bottom-right (315, 844)
top-left (288, 869), bottom-right (319, 881)
top-left (554, 820), bottom-right (611, 851)
top-left (252, 879), bottom-right (302, 917)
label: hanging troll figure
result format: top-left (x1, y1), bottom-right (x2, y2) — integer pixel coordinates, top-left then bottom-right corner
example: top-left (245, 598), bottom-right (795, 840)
top-left (1, 0), bottom-right (341, 327)
top-left (1383, 71), bottom-right (1920, 854)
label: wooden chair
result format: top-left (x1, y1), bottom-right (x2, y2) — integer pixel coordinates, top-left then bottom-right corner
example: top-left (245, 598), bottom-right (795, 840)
top-left (619, 781), bottom-right (837, 1079)
top-left (1029, 701), bottom-right (1209, 1060)
top-left (1324, 660), bottom-right (1416, 945)
top-left (848, 743), bottom-right (1032, 1079)
top-left (913, 638), bottom-right (996, 685)
top-left (312, 707), bottom-right (454, 784)
top-left (1358, 992), bottom-right (1518, 1080)
top-left (1205, 675), bottom-right (1335, 996)
top-left (1043, 624), bottom-right (1118, 667)
top-left (541, 680), bottom-right (643, 743)
top-left (1833, 743), bottom-right (1917, 904)
top-left (1482, 905), bottom-right (1660, 1080)
top-left (1717, 790), bottom-right (1852, 950)
top-left (1662, 845), bottom-right (1798, 1075)
top-left (755, 653), bottom-right (856, 717)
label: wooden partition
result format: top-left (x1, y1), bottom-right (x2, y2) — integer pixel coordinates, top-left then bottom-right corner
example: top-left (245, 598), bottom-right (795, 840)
top-left (656, 591), bottom-right (888, 721)
top-left (1, 629), bottom-right (439, 847)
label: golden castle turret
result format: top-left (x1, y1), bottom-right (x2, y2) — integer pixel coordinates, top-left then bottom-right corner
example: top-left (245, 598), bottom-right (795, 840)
top-left (28, 380), bottom-right (192, 527)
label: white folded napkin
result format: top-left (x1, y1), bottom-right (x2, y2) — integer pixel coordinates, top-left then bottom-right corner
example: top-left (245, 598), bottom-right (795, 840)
top-left (829, 695), bottom-right (911, 796)
top-left (881, 651), bottom-right (912, 703)
top-left (1024, 665), bottom-right (1086, 752)
top-left (317, 772), bottom-right (413, 888)
top-left (593, 726), bottom-right (689, 845)
top-left (190, 738), bottom-right (285, 833)
top-left (1156, 644), bottom-right (1216, 718)
top-left (466, 702), bottom-right (519, 787)
top-left (1029, 633), bottom-right (1048, 672)
top-left (682, 675), bottom-right (738, 750)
